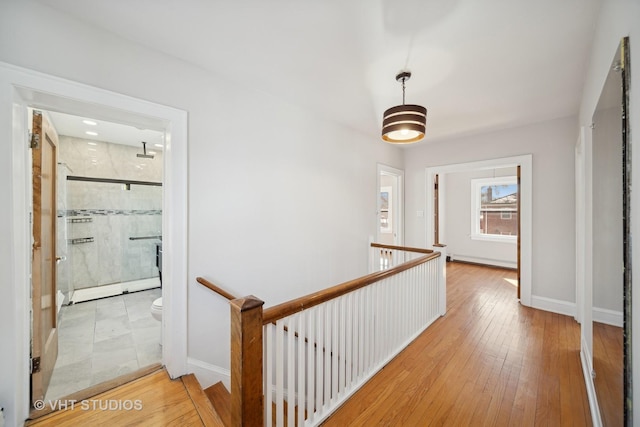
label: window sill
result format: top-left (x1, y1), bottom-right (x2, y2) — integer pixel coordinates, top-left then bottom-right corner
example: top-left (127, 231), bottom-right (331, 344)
top-left (470, 234), bottom-right (517, 243)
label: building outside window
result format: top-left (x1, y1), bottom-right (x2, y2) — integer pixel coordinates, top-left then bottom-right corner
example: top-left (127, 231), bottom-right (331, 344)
top-left (471, 177), bottom-right (518, 241)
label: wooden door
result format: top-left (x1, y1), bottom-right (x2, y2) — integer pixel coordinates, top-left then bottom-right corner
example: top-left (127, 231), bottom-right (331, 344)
top-left (31, 110), bottom-right (59, 404)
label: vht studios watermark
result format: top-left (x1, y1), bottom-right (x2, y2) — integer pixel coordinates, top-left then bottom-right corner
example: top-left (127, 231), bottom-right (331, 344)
top-left (33, 399), bottom-right (143, 411)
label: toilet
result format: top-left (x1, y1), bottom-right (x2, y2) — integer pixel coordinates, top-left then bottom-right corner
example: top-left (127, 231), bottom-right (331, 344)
top-left (150, 297), bottom-right (163, 345)
top-left (151, 297), bottom-right (163, 321)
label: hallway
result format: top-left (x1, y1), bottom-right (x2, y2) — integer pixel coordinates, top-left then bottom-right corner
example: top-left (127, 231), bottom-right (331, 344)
top-left (323, 262), bottom-right (592, 426)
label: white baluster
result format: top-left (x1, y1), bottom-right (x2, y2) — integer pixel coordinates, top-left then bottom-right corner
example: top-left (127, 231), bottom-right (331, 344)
top-left (297, 312), bottom-right (306, 427)
top-left (353, 289), bottom-right (362, 381)
top-left (331, 298), bottom-right (342, 402)
top-left (391, 277), bottom-right (395, 349)
top-left (265, 324), bottom-right (273, 426)
top-left (359, 288), bottom-right (365, 377)
top-left (369, 285), bottom-right (376, 369)
top-left (345, 293), bottom-right (353, 390)
top-left (276, 319), bottom-right (285, 427)
top-left (324, 301), bottom-right (332, 411)
top-left (316, 305), bottom-right (324, 416)
top-left (307, 308), bottom-right (315, 423)
top-left (363, 286), bottom-right (370, 373)
top-left (286, 317), bottom-right (295, 426)
top-left (339, 296), bottom-right (346, 396)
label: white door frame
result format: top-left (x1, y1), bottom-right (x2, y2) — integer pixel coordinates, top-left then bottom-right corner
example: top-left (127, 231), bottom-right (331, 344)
top-left (377, 164), bottom-right (405, 246)
top-left (0, 62), bottom-right (188, 422)
top-left (424, 154), bottom-right (532, 307)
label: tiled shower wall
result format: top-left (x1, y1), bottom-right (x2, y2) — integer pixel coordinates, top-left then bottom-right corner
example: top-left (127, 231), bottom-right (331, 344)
top-left (57, 136), bottom-right (163, 294)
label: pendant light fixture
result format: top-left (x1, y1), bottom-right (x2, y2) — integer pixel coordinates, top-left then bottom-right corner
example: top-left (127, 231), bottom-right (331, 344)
top-left (381, 71), bottom-right (427, 144)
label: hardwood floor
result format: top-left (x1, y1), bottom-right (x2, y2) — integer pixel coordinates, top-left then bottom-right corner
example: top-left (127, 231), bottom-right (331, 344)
top-left (322, 262), bottom-right (593, 426)
top-left (593, 321), bottom-right (623, 426)
top-left (27, 369), bottom-right (208, 426)
top-left (26, 262), bottom-right (601, 426)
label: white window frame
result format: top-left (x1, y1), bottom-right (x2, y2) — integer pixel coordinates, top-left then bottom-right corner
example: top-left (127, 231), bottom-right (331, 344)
top-left (470, 176), bottom-right (517, 243)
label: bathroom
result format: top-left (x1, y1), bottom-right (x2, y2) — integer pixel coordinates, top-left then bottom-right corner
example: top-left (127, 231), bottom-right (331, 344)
top-left (44, 110), bottom-right (164, 401)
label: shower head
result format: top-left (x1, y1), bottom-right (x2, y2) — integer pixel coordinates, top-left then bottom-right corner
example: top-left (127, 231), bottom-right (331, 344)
top-left (137, 141), bottom-right (155, 159)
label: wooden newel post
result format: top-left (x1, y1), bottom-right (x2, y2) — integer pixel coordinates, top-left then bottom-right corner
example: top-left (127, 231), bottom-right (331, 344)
top-left (433, 244), bottom-right (447, 316)
top-left (230, 295), bottom-right (265, 427)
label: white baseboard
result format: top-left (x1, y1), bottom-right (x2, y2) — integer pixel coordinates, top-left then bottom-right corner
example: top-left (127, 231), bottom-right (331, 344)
top-left (592, 307), bottom-right (623, 327)
top-left (187, 357), bottom-right (230, 391)
top-left (70, 277), bottom-right (160, 303)
top-left (448, 254), bottom-right (517, 270)
top-left (530, 295), bottom-right (576, 317)
top-left (581, 337), bottom-right (602, 427)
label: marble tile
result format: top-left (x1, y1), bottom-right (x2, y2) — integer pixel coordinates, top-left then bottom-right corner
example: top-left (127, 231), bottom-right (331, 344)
top-left (136, 340), bottom-right (162, 368)
top-left (126, 305), bottom-right (154, 323)
top-left (90, 360), bottom-right (140, 387)
top-left (58, 300), bottom-right (96, 322)
top-left (59, 136), bottom-right (163, 184)
top-left (93, 332), bottom-right (135, 353)
top-left (49, 136), bottom-right (166, 399)
top-left (95, 295), bottom-right (127, 321)
top-left (47, 288), bottom-right (161, 401)
top-left (60, 135), bottom-right (163, 291)
top-left (124, 289), bottom-right (160, 322)
top-left (92, 337), bottom-right (138, 374)
top-left (45, 357), bottom-right (92, 402)
top-left (70, 240), bottom-right (100, 289)
top-left (56, 341), bottom-right (94, 368)
top-left (94, 314), bottom-right (131, 342)
top-left (58, 320), bottom-right (95, 346)
top-left (130, 316), bottom-right (161, 346)
top-left (123, 288), bottom-right (160, 305)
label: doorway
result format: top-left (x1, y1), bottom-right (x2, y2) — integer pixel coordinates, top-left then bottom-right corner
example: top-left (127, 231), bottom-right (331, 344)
top-left (377, 164), bottom-right (404, 246)
top-left (31, 109), bottom-right (166, 403)
top-left (1, 63), bottom-right (188, 422)
top-left (425, 155), bottom-right (532, 306)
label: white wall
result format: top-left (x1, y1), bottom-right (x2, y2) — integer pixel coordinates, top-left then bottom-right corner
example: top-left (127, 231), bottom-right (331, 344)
top-left (444, 167), bottom-right (517, 268)
top-left (404, 116), bottom-right (577, 304)
top-left (0, 1), bottom-right (403, 425)
top-left (576, 0), bottom-right (640, 424)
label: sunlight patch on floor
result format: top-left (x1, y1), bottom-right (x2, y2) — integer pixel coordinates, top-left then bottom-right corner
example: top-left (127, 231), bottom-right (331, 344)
top-left (504, 278), bottom-right (518, 287)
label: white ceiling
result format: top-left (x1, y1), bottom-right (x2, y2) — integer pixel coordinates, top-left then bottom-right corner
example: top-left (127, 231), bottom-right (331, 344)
top-left (47, 110), bottom-right (164, 148)
top-left (36, 0), bottom-right (602, 145)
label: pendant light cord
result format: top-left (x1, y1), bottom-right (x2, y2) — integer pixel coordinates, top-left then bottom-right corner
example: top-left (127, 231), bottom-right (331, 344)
top-left (402, 77), bottom-right (406, 105)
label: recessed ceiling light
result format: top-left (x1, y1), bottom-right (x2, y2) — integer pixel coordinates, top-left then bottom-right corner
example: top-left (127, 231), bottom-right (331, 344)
top-left (87, 142), bottom-right (97, 146)
top-left (154, 143), bottom-right (163, 148)
top-left (147, 151), bottom-right (156, 155)
top-left (85, 131), bottom-right (98, 136)
top-left (82, 119), bottom-right (98, 126)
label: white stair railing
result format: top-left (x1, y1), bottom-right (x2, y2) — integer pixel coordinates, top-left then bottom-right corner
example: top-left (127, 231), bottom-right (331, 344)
top-left (261, 245), bottom-right (445, 426)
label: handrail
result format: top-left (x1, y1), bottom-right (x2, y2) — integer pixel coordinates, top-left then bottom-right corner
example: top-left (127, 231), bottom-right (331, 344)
top-left (370, 242), bottom-right (435, 254)
top-left (196, 277), bottom-right (238, 301)
top-left (262, 251), bottom-right (440, 324)
top-left (229, 244), bottom-right (447, 425)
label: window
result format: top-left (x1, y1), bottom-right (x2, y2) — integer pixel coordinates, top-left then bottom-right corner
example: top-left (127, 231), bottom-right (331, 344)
top-left (380, 187), bottom-right (392, 233)
top-left (471, 177), bottom-right (518, 242)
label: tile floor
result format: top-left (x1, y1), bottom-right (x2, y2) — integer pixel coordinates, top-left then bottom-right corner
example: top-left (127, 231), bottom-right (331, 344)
top-left (44, 287), bottom-right (162, 401)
